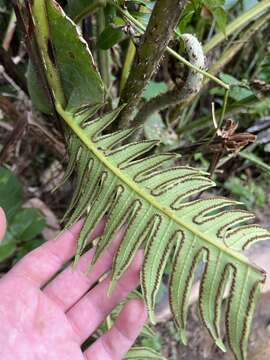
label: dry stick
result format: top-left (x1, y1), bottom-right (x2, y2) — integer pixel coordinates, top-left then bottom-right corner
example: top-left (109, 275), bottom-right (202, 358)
top-left (2, 10), bottom-right (17, 51)
top-left (0, 96), bottom-right (65, 162)
top-left (0, 109), bottom-right (27, 165)
top-left (117, 0), bottom-right (188, 129)
top-left (0, 46), bottom-right (29, 95)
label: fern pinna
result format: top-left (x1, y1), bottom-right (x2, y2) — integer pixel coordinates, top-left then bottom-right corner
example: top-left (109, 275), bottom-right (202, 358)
top-left (26, 1), bottom-right (270, 359)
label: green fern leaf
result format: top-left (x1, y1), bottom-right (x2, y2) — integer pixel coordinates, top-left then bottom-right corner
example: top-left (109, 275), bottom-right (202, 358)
top-left (28, 1), bottom-right (270, 360)
top-left (57, 106), bottom-right (268, 360)
top-left (124, 347), bottom-right (167, 359)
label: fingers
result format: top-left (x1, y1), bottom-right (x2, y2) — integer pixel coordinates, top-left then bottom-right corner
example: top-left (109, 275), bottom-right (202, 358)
top-left (43, 230), bottom-right (125, 311)
top-left (9, 219), bottom-right (106, 287)
top-left (66, 251), bottom-right (143, 344)
top-left (84, 299), bottom-right (147, 360)
top-left (0, 207), bottom-right (7, 241)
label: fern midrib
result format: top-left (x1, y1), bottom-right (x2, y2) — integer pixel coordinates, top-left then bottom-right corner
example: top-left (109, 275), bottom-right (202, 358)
top-left (56, 103), bottom-right (262, 276)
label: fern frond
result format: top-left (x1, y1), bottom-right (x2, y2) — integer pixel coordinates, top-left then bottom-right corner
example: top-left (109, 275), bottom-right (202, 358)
top-left (124, 347), bottom-right (167, 359)
top-left (28, 2), bottom-right (270, 359)
top-left (56, 104), bottom-right (269, 360)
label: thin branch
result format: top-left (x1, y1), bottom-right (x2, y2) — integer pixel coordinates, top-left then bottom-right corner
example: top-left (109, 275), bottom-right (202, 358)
top-left (117, 0), bottom-right (188, 128)
top-left (0, 104), bottom-right (27, 165)
top-left (0, 96), bottom-right (65, 160)
top-left (0, 46), bottom-right (28, 95)
top-left (2, 10), bottom-right (16, 50)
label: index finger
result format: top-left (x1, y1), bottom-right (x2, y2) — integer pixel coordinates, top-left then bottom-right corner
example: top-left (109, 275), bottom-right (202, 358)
top-left (9, 218), bottom-right (106, 287)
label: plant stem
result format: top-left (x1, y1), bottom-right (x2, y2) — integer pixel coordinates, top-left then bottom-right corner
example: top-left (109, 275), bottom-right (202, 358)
top-left (31, 0), bottom-right (66, 108)
top-left (119, 40), bottom-right (136, 95)
top-left (96, 9), bottom-right (111, 89)
top-left (219, 89), bottom-right (229, 127)
top-left (204, 0), bottom-right (270, 53)
top-left (117, 0), bottom-right (188, 128)
top-left (12, 1), bottom-right (56, 115)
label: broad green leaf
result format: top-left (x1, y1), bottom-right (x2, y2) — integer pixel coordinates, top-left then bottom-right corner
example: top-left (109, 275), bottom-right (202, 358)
top-left (219, 73), bottom-right (241, 85)
top-left (211, 74), bottom-right (253, 101)
top-left (7, 208), bottom-right (46, 242)
top-left (212, 6), bottom-right (227, 33)
top-left (27, 61), bottom-right (52, 114)
top-left (143, 81), bottom-right (168, 100)
top-left (178, 6), bottom-right (195, 33)
top-left (0, 241), bottom-right (16, 262)
top-left (0, 167), bottom-right (22, 221)
top-left (202, 0), bottom-right (227, 34)
top-left (144, 114), bottom-right (177, 146)
top-left (144, 113), bottom-right (165, 141)
top-left (97, 25), bottom-right (124, 50)
top-left (33, 0), bottom-right (105, 112)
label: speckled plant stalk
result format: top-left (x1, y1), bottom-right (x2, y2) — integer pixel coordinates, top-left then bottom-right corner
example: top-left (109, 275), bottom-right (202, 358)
top-left (117, 0), bottom-right (188, 129)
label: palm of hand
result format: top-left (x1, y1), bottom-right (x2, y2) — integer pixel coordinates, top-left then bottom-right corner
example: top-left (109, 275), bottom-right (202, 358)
top-left (0, 209), bottom-right (146, 360)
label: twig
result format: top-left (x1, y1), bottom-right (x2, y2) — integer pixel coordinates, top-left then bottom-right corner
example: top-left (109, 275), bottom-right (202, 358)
top-left (0, 107), bottom-right (27, 164)
top-left (0, 46), bottom-right (28, 95)
top-left (0, 121), bottom-right (13, 131)
top-left (2, 10), bottom-right (16, 50)
top-left (117, 0), bottom-right (188, 128)
top-left (0, 96), bottom-right (65, 160)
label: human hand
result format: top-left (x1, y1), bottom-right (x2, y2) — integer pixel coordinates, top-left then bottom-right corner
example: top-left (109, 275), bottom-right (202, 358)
top-left (0, 208), bottom-right (147, 360)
